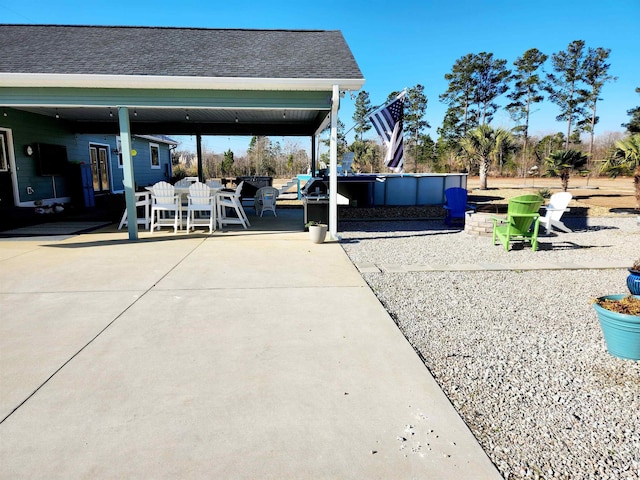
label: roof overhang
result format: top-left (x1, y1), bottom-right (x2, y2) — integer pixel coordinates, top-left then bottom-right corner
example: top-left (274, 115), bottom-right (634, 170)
top-left (0, 74), bottom-right (364, 137)
top-left (0, 73), bottom-right (365, 91)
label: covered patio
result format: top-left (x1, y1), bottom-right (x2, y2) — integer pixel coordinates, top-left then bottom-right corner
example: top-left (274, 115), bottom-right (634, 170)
top-left (0, 25), bottom-right (365, 239)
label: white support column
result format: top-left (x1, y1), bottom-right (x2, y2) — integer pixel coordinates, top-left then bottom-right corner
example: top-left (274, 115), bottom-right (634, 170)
top-left (329, 85), bottom-right (340, 240)
top-left (118, 106), bottom-right (138, 240)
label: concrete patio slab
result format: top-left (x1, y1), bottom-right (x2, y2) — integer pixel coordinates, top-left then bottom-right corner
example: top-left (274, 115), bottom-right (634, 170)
top-left (0, 215), bottom-right (500, 479)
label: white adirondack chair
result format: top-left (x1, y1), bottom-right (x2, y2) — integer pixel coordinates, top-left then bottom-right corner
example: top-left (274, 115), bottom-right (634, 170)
top-left (540, 192), bottom-right (572, 233)
top-left (216, 181), bottom-right (250, 229)
top-left (186, 182), bottom-right (215, 234)
top-left (150, 181), bottom-right (181, 234)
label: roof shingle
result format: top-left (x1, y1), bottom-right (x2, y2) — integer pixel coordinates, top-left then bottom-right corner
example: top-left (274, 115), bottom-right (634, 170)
top-left (0, 25), bottom-right (364, 80)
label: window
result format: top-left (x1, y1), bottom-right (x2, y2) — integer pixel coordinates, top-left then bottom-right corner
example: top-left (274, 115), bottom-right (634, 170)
top-left (150, 143), bottom-right (160, 169)
top-left (116, 136), bottom-right (123, 168)
top-left (0, 132), bottom-right (7, 172)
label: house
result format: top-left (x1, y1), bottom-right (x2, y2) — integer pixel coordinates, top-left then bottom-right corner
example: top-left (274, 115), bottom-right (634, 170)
top-left (0, 115), bottom-right (176, 213)
top-left (0, 25), bottom-right (365, 238)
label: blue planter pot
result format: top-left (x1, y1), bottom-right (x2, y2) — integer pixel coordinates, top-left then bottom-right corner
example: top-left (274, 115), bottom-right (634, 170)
top-left (627, 269), bottom-right (640, 295)
top-left (593, 295), bottom-right (640, 361)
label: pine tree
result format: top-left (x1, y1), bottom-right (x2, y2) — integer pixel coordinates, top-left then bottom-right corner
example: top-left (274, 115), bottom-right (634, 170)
top-left (580, 47), bottom-right (616, 158)
top-left (545, 40), bottom-right (588, 150)
top-left (507, 48), bottom-right (548, 177)
top-left (352, 91), bottom-right (372, 142)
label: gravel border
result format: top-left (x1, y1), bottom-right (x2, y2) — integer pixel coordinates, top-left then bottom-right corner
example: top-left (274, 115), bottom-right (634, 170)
top-left (339, 216), bottom-right (640, 480)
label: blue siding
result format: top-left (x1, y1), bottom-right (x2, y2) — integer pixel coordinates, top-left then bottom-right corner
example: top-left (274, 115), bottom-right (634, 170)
top-left (0, 108), bottom-right (173, 205)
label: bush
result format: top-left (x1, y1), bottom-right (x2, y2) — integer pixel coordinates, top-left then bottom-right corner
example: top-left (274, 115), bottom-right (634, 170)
top-left (537, 187), bottom-right (552, 199)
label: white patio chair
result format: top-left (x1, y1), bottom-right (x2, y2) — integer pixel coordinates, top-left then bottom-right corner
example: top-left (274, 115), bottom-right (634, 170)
top-left (254, 186), bottom-right (279, 217)
top-left (150, 181), bottom-right (181, 234)
top-left (118, 191), bottom-right (151, 230)
top-left (216, 181), bottom-right (250, 229)
top-left (186, 182), bottom-right (215, 234)
top-left (540, 192), bottom-right (572, 233)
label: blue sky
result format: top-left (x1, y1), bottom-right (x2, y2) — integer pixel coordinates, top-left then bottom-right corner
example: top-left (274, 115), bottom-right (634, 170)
top-left (2, 0), bottom-right (638, 155)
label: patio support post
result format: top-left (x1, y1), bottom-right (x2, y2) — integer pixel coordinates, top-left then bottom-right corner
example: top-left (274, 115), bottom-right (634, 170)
top-left (310, 135), bottom-right (316, 175)
top-left (118, 106), bottom-right (138, 240)
top-left (196, 133), bottom-right (203, 182)
top-left (329, 84), bottom-right (339, 239)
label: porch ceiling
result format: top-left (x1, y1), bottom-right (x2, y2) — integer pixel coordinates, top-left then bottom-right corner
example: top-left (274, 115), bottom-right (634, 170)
top-left (13, 105), bottom-right (329, 136)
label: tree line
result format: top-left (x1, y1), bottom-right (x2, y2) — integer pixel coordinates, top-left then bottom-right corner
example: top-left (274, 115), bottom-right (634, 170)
top-left (349, 40), bottom-right (638, 190)
top-left (172, 39), bottom-right (639, 197)
top-left (172, 136), bottom-right (311, 181)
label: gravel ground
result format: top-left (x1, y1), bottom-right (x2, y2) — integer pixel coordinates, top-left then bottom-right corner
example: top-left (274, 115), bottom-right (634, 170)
top-left (339, 216), bottom-right (640, 480)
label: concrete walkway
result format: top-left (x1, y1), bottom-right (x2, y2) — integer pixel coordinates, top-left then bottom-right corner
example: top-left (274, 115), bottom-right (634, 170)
top-left (0, 210), bottom-right (500, 479)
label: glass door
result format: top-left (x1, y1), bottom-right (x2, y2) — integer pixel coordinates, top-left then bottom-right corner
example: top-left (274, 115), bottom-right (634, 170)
top-left (89, 144), bottom-right (110, 192)
top-left (0, 130), bottom-right (14, 207)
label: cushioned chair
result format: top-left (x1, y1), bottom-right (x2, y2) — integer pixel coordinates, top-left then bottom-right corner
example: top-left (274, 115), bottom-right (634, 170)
top-left (150, 181), bottom-right (181, 234)
top-left (186, 182), bottom-right (215, 234)
top-left (491, 194), bottom-right (544, 251)
top-left (216, 181), bottom-right (250, 229)
top-left (540, 192), bottom-right (572, 233)
top-left (443, 187), bottom-right (474, 225)
top-left (254, 186), bottom-right (279, 217)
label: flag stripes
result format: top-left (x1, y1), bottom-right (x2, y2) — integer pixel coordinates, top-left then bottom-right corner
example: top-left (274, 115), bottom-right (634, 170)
top-left (368, 91), bottom-right (406, 172)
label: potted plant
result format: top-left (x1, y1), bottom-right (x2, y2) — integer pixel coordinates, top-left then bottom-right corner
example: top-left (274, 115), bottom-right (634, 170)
top-left (305, 221), bottom-right (328, 244)
top-left (628, 257), bottom-right (640, 295)
top-left (592, 257), bottom-right (640, 360)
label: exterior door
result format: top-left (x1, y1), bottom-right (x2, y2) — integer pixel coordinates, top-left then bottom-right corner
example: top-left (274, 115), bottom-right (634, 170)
top-left (0, 130), bottom-right (14, 207)
top-left (89, 144), bottom-right (110, 192)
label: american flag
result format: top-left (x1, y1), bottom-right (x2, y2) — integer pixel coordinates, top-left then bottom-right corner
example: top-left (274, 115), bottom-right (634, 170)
top-left (368, 91), bottom-right (406, 172)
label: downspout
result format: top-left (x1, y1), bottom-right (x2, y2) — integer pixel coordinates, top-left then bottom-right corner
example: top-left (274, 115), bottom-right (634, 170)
top-left (118, 106), bottom-right (138, 240)
top-left (329, 85), bottom-right (339, 240)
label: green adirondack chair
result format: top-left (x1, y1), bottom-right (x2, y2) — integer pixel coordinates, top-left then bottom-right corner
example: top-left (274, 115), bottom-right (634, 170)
top-left (491, 194), bottom-right (544, 251)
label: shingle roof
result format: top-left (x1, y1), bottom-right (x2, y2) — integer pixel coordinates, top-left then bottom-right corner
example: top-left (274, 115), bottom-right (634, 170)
top-left (0, 24), bottom-right (363, 80)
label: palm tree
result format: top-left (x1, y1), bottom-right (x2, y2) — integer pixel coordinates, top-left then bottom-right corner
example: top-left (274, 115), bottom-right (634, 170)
top-left (544, 149), bottom-right (588, 191)
top-left (459, 125), bottom-right (515, 189)
top-left (600, 133), bottom-right (640, 209)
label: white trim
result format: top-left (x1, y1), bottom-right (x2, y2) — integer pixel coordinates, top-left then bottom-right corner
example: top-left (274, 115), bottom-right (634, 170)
top-left (314, 112), bottom-right (332, 137)
top-left (149, 143), bottom-right (160, 169)
top-left (116, 136), bottom-right (123, 168)
top-left (0, 127), bottom-right (20, 206)
top-left (0, 73), bottom-right (365, 91)
top-left (134, 134), bottom-right (178, 146)
top-left (0, 133), bottom-right (7, 172)
top-left (89, 142), bottom-right (112, 192)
